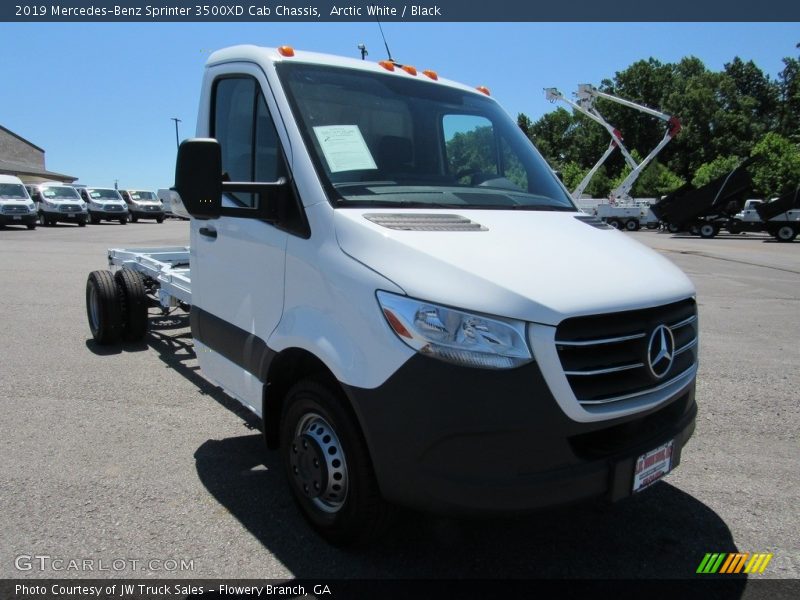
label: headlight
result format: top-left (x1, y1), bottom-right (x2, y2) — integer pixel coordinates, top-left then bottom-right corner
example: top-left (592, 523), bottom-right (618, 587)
top-left (377, 291), bottom-right (533, 369)
top-left (28, 203), bottom-right (36, 212)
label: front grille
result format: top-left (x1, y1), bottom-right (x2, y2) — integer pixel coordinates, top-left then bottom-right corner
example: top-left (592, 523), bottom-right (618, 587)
top-left (60, 204), bottom-right (81, 212)
top-left (104, 204), bottom-right (123, 211)
top-left (2, 205), bottom-right (30, 214)
top-left (555, 299), bottom-right (698, 407)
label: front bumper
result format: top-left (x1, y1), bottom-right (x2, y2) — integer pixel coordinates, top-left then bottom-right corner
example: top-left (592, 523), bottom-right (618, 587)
top-left (90, 209), bottom-right (128, 220)
top-left (131, 207), bottom-right (165, 219)
top-left (0, 213), bottom-right (38, 225)
top-left (344, 355), bottom-right (696, 514)
top-left (42, 210), bottom-right (87, 223)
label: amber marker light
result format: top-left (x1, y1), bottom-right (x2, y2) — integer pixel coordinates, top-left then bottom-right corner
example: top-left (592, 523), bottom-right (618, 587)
top-left (422, 70), bottom-right (439, 80)
top-left (401, 65), bottom-right (418, 76)
top-left (278, 46), bottom-right (295, 57)
top-left (476, 86), bottom-right (491, 96)
top-left (378, 60), bottom-right (395, 71)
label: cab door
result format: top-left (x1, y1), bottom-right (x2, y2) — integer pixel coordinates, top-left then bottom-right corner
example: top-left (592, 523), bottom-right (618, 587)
top-left (190, 67), bottom-right (291, 413)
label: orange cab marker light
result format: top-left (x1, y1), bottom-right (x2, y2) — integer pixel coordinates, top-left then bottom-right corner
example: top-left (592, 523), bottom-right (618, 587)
top-left (278, 46), bottom-right (294, 57)
top-left (402, 65), bottom-right (418, 76)
top-left (423, 70), bottom-right (438, 80)
top-left (476, 86), bottom-right (491, 96)
top-left (379, 60), bottom-right (395, 71)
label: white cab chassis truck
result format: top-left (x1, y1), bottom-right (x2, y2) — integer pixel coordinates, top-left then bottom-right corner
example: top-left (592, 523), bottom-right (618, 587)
top-left (85, 46), bottom-right (699, 544)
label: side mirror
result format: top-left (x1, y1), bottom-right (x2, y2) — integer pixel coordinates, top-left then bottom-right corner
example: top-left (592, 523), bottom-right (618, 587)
top-left (175, 138), bottom-right (222, 219)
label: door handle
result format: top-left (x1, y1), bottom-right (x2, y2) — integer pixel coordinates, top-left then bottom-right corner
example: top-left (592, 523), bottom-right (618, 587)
top-left (199, 226), bottom-right (217, 239)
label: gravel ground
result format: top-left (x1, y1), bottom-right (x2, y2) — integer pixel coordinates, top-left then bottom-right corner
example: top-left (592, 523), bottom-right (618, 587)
top-left (0, 221), bottom-right (797, 583)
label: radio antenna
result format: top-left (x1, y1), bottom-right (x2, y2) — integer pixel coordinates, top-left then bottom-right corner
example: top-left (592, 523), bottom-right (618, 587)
top-left (375, 18), bottom-right (394, 62)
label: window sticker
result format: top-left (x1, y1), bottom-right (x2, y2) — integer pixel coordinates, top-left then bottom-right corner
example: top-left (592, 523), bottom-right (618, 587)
top-left (313, 125), bottom-right (378, 173)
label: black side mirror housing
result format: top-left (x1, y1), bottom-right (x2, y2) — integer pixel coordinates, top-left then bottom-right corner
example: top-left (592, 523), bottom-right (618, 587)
top-left (175, 138), bottom-right (222, 220)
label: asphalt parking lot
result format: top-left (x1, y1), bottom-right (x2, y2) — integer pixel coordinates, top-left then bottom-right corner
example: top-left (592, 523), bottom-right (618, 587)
top-left (0, 221), bottom-right (798, 583)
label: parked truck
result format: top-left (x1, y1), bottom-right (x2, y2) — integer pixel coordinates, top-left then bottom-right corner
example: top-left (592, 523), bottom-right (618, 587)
top-left (651, 161), bottom-right (754, 238)
top-left (84, 45), bottom-right (699, 544)
top-left (728, 191), bottom-right (800, 242)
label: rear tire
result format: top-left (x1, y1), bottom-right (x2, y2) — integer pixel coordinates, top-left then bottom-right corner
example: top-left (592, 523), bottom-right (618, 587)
top-left (120, 217), bottom-right (128, 225)
top-left (607, 219), bottom-right (622, 230)
top-left (667, 223), bottom-right (681, 233)
top-left (775, 225), bottom-right (797, 242)
top-left (114, 268), bottom-right (148, 342)
top-left (91, 214), bottom-right (100, 224)
top-left (27, 223), bottom-right (36, 230)
top-left (156, 216), bottom-right (164, 224)
top-left (86, 270), bottom-right (123, 345)
top-left (130, 214), bottom-right (138, 223)
top-left (699, 223), bottom-right (718, 239)
top-left (78, 219), bottom-right (86, 227)
top-left (625, 219), bottom-right (640, 231)
top-left (280, 379), bottom-right (392, 545)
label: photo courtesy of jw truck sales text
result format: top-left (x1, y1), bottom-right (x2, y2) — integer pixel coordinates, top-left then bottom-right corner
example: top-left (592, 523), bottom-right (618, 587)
top-left (85, 44), bottom-right (698, 545)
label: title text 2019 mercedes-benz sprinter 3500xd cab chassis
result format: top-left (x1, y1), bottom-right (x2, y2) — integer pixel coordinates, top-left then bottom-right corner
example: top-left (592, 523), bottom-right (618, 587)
top-left (85, 45), bottom-right (698, 545)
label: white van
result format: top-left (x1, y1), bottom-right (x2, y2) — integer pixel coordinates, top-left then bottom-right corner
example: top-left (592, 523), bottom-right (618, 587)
top-left (86, 46), bottom-right (699, 544)
top-left (28, 182), bottom-right (88, 227)
top-left (0, 175), bottom-right (38, 229)
top-left (77, 187), bottom-right (129, 224)
top-left (119, 189), bottom-right (166, 223)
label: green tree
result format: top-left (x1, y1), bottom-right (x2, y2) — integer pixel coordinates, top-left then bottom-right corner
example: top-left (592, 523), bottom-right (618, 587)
top-left (749, 133), bottom-right (800, 197)
top-left (778, 56), bottom-right (800, 143)
top-left (692, 155), bottom-right (743, 188)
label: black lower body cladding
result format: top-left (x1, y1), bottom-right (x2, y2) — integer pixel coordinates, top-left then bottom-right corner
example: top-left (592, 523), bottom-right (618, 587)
top-left (343, 355), bottom-right (696, 514)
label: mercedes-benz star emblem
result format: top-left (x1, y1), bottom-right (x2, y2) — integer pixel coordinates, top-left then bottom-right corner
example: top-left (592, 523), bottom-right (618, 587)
top-left (646, 324), bottom-right (675, 380)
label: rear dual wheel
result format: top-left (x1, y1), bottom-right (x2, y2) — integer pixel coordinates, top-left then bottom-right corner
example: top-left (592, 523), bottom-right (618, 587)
top-left (85, 268), bottom-right (148, 344)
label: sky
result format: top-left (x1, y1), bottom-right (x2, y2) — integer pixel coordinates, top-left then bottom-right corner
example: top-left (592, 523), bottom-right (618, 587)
top-left (0, 22), bottom-right (797, 191)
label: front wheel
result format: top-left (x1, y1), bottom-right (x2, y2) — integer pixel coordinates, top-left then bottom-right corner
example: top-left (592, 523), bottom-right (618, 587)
top-left (280, 380), bottom-right (392, 545)
top-left (667, 223), bottom-right (681, 233)
top-left (607, 219), bottom-right (622, 230)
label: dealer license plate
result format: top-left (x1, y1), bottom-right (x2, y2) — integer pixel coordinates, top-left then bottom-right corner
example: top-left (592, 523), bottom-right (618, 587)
top-left (633, 440), bottom-right (674, 493)
top-left (13, 216), bottom-right (21, 220)
top-left (67, 213), bottom-right (76, 217)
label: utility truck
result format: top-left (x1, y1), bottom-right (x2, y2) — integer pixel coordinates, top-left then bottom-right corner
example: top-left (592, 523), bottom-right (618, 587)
top-left (84, 45), bottom-right (699, 544)
top-left (729, 193), bottom-right (800, 242)
top-left (545, 85), bottom-right (680, 231)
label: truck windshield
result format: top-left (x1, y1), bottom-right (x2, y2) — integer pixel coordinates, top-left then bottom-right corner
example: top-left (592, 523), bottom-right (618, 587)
top-left (0, 184), bottom-right (29, 200)
top-left (42, 186), bottom-right (80, 200)
top-left (130, 191), bottom-right (157, 201)
top-left (277, 63), bottom-right (574, 211)
top-left (89, 189), bottom-right (122, 200)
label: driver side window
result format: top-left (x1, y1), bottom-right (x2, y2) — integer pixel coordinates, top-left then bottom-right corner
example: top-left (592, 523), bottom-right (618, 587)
top-left (212, 76), bottom-right (288, 208)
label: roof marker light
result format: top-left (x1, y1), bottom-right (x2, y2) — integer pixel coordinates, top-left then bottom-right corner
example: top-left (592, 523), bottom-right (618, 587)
top-left (402, 65), bottom-right (418, 76)
top-left (379, 60), bottom-right (395, 71)
top-left (422, 70), bottom-right (438, 81)
top-left (278, 46), bottom-right (295, 57)
top-left (476, 86), bottom-right (491, 96)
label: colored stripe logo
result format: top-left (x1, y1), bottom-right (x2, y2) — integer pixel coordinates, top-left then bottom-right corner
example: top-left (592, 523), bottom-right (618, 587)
top-left (696, 552), bottom-right (773, 574)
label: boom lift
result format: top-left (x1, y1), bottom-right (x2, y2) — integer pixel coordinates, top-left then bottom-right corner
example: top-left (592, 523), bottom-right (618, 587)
top-left (544, 88), bottom-right (637, 200)
top-left (575, 84), bottom-right (682, 204)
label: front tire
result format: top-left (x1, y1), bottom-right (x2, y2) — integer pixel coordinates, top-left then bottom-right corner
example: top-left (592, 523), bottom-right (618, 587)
top-left (280, 380), bottom-right (391, 545)
top-left (607, 219), bottom-right (622, 230)
top-left (86, 270), bottom-right (123, 344)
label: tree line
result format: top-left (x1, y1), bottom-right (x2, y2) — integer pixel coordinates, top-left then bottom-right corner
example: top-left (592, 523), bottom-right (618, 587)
top-left (518, 48), bottom-right (800, 199)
